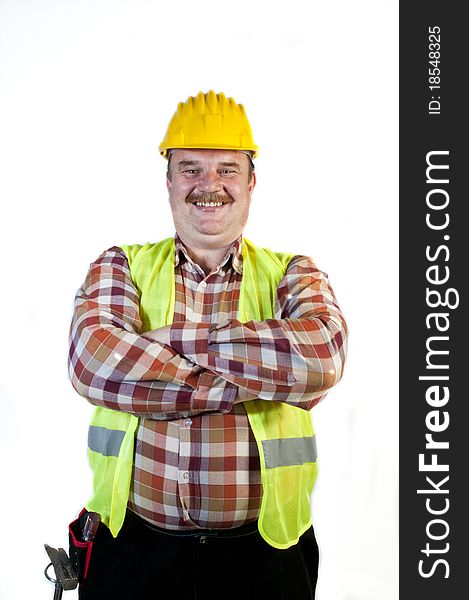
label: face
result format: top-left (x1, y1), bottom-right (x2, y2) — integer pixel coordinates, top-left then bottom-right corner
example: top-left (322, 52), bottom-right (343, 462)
top-left (166, 148), bottom-right (256, 251)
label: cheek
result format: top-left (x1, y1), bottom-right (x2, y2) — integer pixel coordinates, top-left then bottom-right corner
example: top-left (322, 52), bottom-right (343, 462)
top-left (170, 178), bottom-right (194, 196)
top-left (226, 182), bottom-right (250, 202)
top-left (169, 196), bottom-right (187, 221)
top-left (169, 184), bottom-right (191, 205)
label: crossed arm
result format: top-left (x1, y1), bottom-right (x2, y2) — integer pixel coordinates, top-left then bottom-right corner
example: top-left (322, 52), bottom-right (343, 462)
top-left (68, 246), bottom-right (348, 419)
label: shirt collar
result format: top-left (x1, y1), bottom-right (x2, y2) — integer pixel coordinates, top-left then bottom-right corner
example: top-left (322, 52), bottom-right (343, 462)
top-left (174, 234), bottom-right (243, 275)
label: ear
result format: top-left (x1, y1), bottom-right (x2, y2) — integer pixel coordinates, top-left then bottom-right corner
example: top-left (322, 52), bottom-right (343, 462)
top-left (248, 171), bottom-right (256, 193)
top-left (166, 175), bottom-right (172, 193)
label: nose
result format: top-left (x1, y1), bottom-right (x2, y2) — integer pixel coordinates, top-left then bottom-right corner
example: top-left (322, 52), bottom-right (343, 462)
top-left (197, 169), bottom-right (223, 193)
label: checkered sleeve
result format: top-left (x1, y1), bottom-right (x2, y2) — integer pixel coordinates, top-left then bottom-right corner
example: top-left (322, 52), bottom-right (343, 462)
top-left (169, 255), bottom-right (348, 410)
top-left (68, 247), bottom-right (237, 418)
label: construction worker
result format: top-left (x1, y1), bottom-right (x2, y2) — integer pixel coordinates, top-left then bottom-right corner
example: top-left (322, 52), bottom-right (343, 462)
top-left (68, 90), bottom-right (348, 600)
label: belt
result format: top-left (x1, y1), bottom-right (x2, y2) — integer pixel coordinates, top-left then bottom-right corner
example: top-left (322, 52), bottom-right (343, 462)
top-left (126, 509), bottom-right (259, 541)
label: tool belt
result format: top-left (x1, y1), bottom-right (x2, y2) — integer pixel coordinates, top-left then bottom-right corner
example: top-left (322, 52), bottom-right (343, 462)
top-left (44, 508), bottom-right (96, 598)
top-left (68, 509), bottom-right (98, 584)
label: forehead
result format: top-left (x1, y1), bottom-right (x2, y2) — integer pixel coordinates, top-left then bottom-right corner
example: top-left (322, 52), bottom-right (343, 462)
top-left (169, 148), bottom-right (249, 167)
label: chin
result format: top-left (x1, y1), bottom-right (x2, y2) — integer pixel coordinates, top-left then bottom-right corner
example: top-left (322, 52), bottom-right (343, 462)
top-left (197, 232), bottom-right (239, 248)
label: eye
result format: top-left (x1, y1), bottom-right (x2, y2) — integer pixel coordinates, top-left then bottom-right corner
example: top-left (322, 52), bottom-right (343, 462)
top-left (219, 169), bottom-right (236, 175)
top-left (182, 169), bottom-right (200, 175)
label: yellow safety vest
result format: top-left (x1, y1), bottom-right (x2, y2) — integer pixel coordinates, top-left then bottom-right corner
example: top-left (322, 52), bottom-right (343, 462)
top-left (86, 238), bottom-right (318, 549)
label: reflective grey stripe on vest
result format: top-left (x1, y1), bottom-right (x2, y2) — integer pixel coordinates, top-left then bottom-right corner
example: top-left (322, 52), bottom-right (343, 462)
top-left (262, 436), bottom-right (317, 469)
top-left (88, 426), bottom-right (126, 457)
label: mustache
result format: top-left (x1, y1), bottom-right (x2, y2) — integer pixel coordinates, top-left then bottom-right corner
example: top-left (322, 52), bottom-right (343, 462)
top-left (186, 190), bottom-right (234, 204)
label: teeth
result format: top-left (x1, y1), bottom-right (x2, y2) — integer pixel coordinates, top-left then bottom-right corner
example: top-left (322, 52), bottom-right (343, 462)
top-left (195, 201), bottom-right (224, 207)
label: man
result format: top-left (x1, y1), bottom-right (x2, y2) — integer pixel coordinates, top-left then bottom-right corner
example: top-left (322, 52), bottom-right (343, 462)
top-left (68, 90), bottom-right (348, 600)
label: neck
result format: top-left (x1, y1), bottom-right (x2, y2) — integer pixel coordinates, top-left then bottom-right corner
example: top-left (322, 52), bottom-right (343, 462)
top-left (182, 242), bottom-right (233, 276)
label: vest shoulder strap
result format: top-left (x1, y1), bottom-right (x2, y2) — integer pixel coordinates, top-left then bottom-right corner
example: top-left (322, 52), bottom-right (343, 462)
top-left (240, 238), bottom-right (295, 322)
top-left (120, 238), bottom-right (175, 330)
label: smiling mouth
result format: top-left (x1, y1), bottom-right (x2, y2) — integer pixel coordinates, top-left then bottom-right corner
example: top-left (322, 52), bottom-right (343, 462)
top-left (186, 190), bottom-right (233, 208)
top-left (192, 200), bottom-right (226, 207)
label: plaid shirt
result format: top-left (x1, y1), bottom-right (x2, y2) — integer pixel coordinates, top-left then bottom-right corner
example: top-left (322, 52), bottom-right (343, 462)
top-left (69, 236), bottom-right (348, 529)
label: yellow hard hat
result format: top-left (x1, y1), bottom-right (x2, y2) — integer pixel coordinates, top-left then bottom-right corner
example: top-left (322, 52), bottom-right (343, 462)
top-left (159, 90), bottom-right (258, 158)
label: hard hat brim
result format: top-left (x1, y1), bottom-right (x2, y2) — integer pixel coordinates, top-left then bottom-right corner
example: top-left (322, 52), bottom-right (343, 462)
top-left (160, 144), bottom-right (258, 158)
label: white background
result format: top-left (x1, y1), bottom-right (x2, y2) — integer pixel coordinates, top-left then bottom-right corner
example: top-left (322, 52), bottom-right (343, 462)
top-left (0, 1), bottom-right (398, 598)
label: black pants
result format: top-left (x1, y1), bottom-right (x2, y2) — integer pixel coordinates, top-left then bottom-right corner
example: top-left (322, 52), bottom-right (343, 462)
top-left (79, 509), bottom-right (319, 600)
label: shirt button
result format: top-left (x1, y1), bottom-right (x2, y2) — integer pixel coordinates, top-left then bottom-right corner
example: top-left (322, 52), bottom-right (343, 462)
top-left (184, 418), bottom-right (192, 428)
top-left (200, 281), bottom-right (207, 288)
top-left (182, 471), bottom-right (190, 480)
